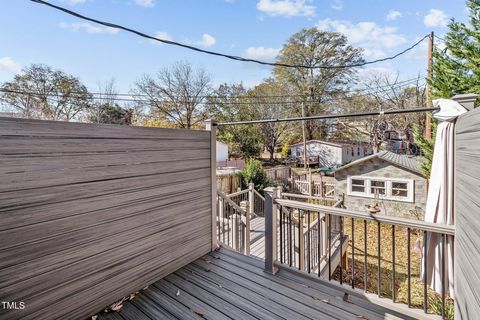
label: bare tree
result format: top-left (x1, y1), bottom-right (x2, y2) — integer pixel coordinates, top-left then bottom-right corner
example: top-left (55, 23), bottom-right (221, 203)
top-left (133, 61), bottom-right (212, 129)
top-left (247, 80), bottom-right (292, 161)
top-left (332, 74), bottom-right (426, 153)
top-left (1, 64), bottom-right (92, 121)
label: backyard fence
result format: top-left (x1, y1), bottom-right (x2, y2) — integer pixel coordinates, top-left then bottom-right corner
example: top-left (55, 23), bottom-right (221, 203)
top-left (0, 117), bottom-right (214, 320)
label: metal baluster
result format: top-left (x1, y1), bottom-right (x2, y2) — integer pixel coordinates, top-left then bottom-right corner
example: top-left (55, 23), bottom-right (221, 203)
top-left (280, 206), bottom-right (284, 264)
top-left (364, 220), bottom-right (367, 292)
top-left (307, 211), bottom-right (312, 273)
top-left (392, 225), bottom-right (396, 302)
top-left (340, 217), bottom-right (343, 285)
top-left (424, 230), bottom-right (428, 313)
top-left (298, 210), bottom-right (302, 271)
top-left (318, 216), bottom-right (321, 277)
top-left (227, 203), bottom-right (230, 247)
top-left (328, 214), bottom-right (332, 280)
top-left (351, 217), bottom-right (355, 289)
top-left (378, 222), bottom-right (381, 297)
top-left (217, 199), bottom-right (221, 242)
top-left (223, 201), bottom-right (226, 244)
top-left (289, 210), bottom-right (293, 267)
top-left (442, 234), bottom-right (445, 319)
top-left (407, 227), bottom-right (411, 308)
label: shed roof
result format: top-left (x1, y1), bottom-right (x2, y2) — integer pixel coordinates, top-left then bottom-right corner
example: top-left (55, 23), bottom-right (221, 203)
top-left (335, 151), bottom-right (423, 175)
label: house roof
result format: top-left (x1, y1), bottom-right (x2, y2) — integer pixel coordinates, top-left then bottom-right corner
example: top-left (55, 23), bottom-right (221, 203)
top-left (335, 151), bottom-right (423, 175)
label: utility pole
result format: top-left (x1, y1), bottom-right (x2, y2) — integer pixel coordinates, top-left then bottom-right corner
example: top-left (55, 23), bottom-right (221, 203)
top-left (301, 102), bottom-right (308, 170)
top-left (425, 31), bottom-right (434, 141)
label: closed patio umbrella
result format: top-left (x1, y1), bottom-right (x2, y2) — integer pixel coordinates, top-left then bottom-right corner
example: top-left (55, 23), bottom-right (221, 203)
top-left (422, 99), bottom-right (467, 298)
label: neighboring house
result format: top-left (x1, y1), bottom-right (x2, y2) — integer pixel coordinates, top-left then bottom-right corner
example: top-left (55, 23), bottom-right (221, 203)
top-left (384, 130), bottom-right (419, 155)
top-left (290, 140), bottom-right (373, 167)
top-left (334, 151), bottom-right (427, 219)
top-left (216, 141), bottom-right (229, 162)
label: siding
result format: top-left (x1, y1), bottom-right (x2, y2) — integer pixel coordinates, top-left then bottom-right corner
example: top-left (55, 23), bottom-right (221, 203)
top-left (455, 108), bottom-right (480, 319)
top-left (0, 117), bottom-right (213, 320)
top-left (334, 158), bottom-right (427, 219)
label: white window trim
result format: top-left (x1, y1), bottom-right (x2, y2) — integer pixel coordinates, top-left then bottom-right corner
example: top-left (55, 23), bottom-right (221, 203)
top-left (347, 176), bottom-right (415, 203)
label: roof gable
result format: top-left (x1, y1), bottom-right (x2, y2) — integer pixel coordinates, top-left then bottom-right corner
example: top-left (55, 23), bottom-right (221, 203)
top-left (335, 151), bottom-right (423, 176)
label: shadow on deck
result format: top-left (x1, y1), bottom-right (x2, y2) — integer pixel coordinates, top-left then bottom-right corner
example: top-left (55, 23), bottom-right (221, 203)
top-left (98, 248), bottom-right (437, 320)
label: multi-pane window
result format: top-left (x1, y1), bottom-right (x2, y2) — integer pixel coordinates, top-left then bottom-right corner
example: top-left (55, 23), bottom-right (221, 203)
top-left (391, 182), bottom-right (409, 197)
top-left (351, 179), bottom-right (365, 193)
top-left (370, 180), bottom-right (386, 195)
top-left (348, 176), bottom-right (414, 202)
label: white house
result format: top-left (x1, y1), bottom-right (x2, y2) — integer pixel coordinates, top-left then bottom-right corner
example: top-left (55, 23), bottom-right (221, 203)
top-left (290, 140), bottom-right (372, 167)
top-left (216, 141), bottom-right (229, 162)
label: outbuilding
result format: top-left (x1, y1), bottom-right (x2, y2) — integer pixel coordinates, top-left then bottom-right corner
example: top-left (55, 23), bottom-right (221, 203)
top-left (334, 151), bottom-right (427, 219)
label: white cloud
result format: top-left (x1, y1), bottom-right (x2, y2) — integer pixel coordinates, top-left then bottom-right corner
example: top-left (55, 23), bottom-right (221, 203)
top-left (256, 0), bottom-right (315, 17)
top-left (331, 0), bottom-right (343, 11)
top-left (59, 22), bottom-right (119, 34)
top-left (60, 0), bottom-right (87, 4)
top-left (135, 0), bottom-right (155, 7)
top-left (386, 10), bottom-right (402, 21)
top-left (424, 9), bottom-right (449, 27)
top-left (0, 57), bottom-right (21, 75)
top-left (150, 31), bottom-right (172, 45)
top-left (243, 46), bottom-right (280, 62)
top-left (316, 19), bottom-right (407, 58)
top-left (197, 34), bottom-right (216, 48)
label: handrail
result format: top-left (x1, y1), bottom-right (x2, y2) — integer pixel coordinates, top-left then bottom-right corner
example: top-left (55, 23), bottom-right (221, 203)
top-left (227, 189), bottom-right (249, 198)
top-left (253, 189), bottom-right (265, 201)
top-left (218, 191), bottom-right (247, 214)
top-left (282, 192), bottom-right (334, 202)
top-left (275, 198), bottom-right (455, 235)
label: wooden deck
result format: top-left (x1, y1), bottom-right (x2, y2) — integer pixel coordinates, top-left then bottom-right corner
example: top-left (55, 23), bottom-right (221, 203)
top-left (250, 217), bottom-right (266, 259)
top-left (97, 248), bottom-right (437, 320)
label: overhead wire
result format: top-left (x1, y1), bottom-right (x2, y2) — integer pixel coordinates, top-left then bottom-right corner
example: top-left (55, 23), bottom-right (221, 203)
top-left (31, 0), bottom-right (429, 70)
top-left (217, 107), bottom-right (439, 126)
top-left (0, 79), bottom-right (426, 106)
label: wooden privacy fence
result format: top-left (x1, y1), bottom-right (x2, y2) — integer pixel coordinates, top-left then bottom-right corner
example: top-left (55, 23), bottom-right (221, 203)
top-left (0, 117), bottom-right (214, 320)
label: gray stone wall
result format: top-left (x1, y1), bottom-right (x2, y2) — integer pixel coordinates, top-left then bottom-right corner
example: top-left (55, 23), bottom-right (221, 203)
top-left (334, 158), bottom-right (427, 220)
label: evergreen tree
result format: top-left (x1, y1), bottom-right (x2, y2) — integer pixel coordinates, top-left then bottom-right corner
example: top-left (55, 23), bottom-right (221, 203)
top-left (431, 0), bottom-right (480, 102)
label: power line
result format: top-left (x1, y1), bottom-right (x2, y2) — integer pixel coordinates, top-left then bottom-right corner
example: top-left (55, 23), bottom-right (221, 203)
top-left (0, 80), bottom-right (426, 106)
top-left (217, 107), bottom-right (439, 126)
top-left (0, 77), bottom-right (424, 103)
top-left (31, 0), bottom-right (430, 70)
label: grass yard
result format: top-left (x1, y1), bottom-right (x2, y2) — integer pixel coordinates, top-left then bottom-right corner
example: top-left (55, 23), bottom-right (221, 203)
top-left (332, 219), bottom-right (454, 319)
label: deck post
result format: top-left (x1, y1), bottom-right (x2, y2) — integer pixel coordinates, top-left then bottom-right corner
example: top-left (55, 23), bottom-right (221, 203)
top-left (248, 182), bottom-right (255, 218)
top-left (264, 187), bottom-right (279, 274)
top-left (308, 168), bottom-right (313, 196)
top-left (240, 200), bottom-right (250, 256)
top-left (206, 119), bottom-right (218, 251)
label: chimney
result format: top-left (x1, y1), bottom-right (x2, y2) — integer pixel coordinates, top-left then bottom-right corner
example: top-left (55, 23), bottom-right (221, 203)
top-left (451, 93), bottom-right (479, 111)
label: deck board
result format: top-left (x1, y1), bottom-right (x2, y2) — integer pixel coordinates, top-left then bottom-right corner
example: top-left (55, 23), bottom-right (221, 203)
top-left (98, 248), bottom-right (437, 320)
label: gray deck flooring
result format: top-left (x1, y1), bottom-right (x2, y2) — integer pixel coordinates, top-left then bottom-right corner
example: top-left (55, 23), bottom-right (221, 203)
top-left (98, 248), bottom-right (434, 320)
top-left (250, 217), bottom-right (266, 259)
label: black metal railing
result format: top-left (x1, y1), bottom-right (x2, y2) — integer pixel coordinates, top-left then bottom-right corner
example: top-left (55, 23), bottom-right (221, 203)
top-left (265, 190), bottom-right (455, 319)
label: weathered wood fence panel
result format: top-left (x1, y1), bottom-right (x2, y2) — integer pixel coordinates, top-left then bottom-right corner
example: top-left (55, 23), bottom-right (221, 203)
top-left (455, 108), bottom-right (480, 320)
top-left (0, 117), bottom-right (213, 320)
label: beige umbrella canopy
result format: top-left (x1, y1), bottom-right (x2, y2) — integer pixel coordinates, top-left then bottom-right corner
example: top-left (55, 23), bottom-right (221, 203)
top-left (422, 99), bottom-right (468, 298)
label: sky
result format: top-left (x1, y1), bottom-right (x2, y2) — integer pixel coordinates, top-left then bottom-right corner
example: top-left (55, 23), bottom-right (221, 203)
top-left (0, 0), bottom-right (470, 93)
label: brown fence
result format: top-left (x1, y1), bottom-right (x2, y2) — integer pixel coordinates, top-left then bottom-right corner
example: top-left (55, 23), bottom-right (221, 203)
top-left (217, 159), bottom-right (245, 170)
top-left (0, 117), bottom-right (213, 320)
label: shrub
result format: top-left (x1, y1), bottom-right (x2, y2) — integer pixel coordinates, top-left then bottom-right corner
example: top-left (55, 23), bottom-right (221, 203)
top-left (241, 159), bottom-right (274, 191)
top-left (281, 143), bottom-right (291, 158)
